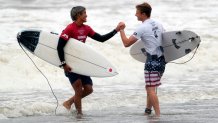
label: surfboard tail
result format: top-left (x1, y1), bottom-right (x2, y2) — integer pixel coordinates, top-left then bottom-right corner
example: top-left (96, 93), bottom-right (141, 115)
top-left (17, 30), bottom-right (41, 53)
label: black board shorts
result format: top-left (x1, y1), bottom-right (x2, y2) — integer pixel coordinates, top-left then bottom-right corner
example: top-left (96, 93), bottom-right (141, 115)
top-left (65, 72), bottom-right (93, 85)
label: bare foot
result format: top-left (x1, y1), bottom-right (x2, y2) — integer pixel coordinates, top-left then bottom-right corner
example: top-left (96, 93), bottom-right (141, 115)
top-left (147, 114), bottom-right (160, 119)
top-left (144, 112), bottom-right (151, 116)
top-left (76, 113), bottom-right (83, 119)
top-left (154, 114), bottom-right (160, 118)
top-left (63, 101), bottom-right (71, 110)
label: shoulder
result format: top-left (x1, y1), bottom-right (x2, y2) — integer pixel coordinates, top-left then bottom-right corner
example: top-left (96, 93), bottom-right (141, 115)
top-left (151, 19), bottom-right (164, 27)
top-left (152, 19), bottom-right (165, 31)
top-left (83, 24), bottom-right (96, 35)
top-left (135, 22), bottom-right (150, 32)
top-left (83, 24), bottom-right (93, 30)
top-left (64, 23), bottom-right (75, 31)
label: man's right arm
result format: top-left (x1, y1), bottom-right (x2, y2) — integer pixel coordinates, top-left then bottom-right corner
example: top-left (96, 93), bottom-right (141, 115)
top-left (57, 37), bottom-right (72, 72)
top-left (57, 37), bottom-right (67, 65)
top-left (120, 30), bottom-right (138, 47)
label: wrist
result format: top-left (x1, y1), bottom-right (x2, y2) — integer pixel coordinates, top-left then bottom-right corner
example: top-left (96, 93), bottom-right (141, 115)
top-left (120, 29), bottom-right (124, 33)
top-left (59, 61), bottom-right (66, 67)
top-left (114, 29), bottom-right (118, 33)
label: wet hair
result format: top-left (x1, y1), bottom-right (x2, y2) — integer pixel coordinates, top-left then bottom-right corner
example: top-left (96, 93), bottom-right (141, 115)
top-left (136, 2), bottom-right (152, 17)
top-left (70, 6), bottom-right (86, 21)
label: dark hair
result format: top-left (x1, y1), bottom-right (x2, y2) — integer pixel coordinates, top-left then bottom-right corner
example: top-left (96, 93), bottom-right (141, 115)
top-left (136, 2), bottom-right (152, 17)
top-left (70, 6), bottom-right (86, 21)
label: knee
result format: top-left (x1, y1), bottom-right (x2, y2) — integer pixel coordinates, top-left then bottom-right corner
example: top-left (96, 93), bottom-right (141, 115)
top-left (147, 91), bottom-right (156, 96)
top-left (87, 87), bottom-right (93, 94)
top-left (85, 86), bottom-right (93, 94)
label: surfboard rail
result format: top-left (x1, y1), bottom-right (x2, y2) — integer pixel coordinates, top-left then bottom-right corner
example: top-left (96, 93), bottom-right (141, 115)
top-left (130, 30), bottom-right (201, 63)
top-left (17, 29), bottom-right (118, 77)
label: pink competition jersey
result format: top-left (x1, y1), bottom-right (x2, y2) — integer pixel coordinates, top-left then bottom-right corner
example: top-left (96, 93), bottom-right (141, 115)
top-left (60, 22), bottom-right (96, 43)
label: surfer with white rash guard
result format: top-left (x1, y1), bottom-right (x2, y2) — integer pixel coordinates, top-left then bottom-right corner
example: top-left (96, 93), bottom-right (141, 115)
top-left (117, 2), bottom-right (166, 117)
top-left (57, 6), bottom-right (122, 117)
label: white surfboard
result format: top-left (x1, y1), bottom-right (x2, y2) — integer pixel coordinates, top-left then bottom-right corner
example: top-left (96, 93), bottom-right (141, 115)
top-left (130, 30), bottom-right (201, 63)
top-left (17, 29), bottom-right (118, 77)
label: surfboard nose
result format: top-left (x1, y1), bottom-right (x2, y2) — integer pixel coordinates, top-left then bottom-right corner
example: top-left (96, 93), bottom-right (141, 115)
top-left (17, 30), bottom-right (40, 52)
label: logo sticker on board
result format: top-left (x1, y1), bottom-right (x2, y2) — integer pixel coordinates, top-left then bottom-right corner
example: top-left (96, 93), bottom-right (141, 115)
top-left (108, 68), bottom-right (113, 72)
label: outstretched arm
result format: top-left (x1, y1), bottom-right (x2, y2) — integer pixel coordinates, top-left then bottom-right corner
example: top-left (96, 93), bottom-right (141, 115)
top-left (119, 22), bottom-right (138, 47)
top-left (120, 30), bottom-right (137, 47)
top-left (91, 23), bottom-right (123, 42)
top-left (91, 29), bottom-right (117, 42)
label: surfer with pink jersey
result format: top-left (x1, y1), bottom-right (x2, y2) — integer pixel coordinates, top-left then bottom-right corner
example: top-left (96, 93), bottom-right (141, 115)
top-left (117, 2), bottom-right (166, 117)
top-left (57, 6), bottom-right (122, 117)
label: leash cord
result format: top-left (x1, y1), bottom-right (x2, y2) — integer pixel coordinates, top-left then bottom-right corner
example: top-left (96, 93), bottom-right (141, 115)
top-left (168, 45), bottom-right (199, 64)
top-left (19, 43), bottom-right (59, 115)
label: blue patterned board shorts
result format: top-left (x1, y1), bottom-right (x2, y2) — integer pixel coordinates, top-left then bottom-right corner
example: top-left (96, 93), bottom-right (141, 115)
top-left (144, 54), bottom-right (166, 87)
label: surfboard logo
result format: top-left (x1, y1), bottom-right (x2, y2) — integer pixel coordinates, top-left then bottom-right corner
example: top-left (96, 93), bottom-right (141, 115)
top-left (172, 39), bottom-right (180, 49)
top-left (108, 68), bottom-right (113, 72)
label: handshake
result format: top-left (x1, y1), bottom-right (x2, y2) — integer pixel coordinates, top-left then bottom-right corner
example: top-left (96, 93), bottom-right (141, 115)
top-left (115, 22), bottom-right (126, 32)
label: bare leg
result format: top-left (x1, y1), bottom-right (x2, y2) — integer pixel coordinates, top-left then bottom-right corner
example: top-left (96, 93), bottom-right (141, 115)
top-left (63, 82), bottom-right (93, 111)
top-left (146, 88), bottom-right (153, 109)
top-left (82, 84), bottom-right (93, 96)
top-left (71, 79), bottom-right (83, 114)
top-left (146, 87), bottom-right (160, 117)
top-left (144, 94), bottom-right (153, 115)
top-left (63, 96), bottom-right (74, 110)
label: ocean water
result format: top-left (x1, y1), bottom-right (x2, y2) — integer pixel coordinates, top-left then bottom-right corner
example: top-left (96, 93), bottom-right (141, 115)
top-left (1, 0), bottom-right (218, 122)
